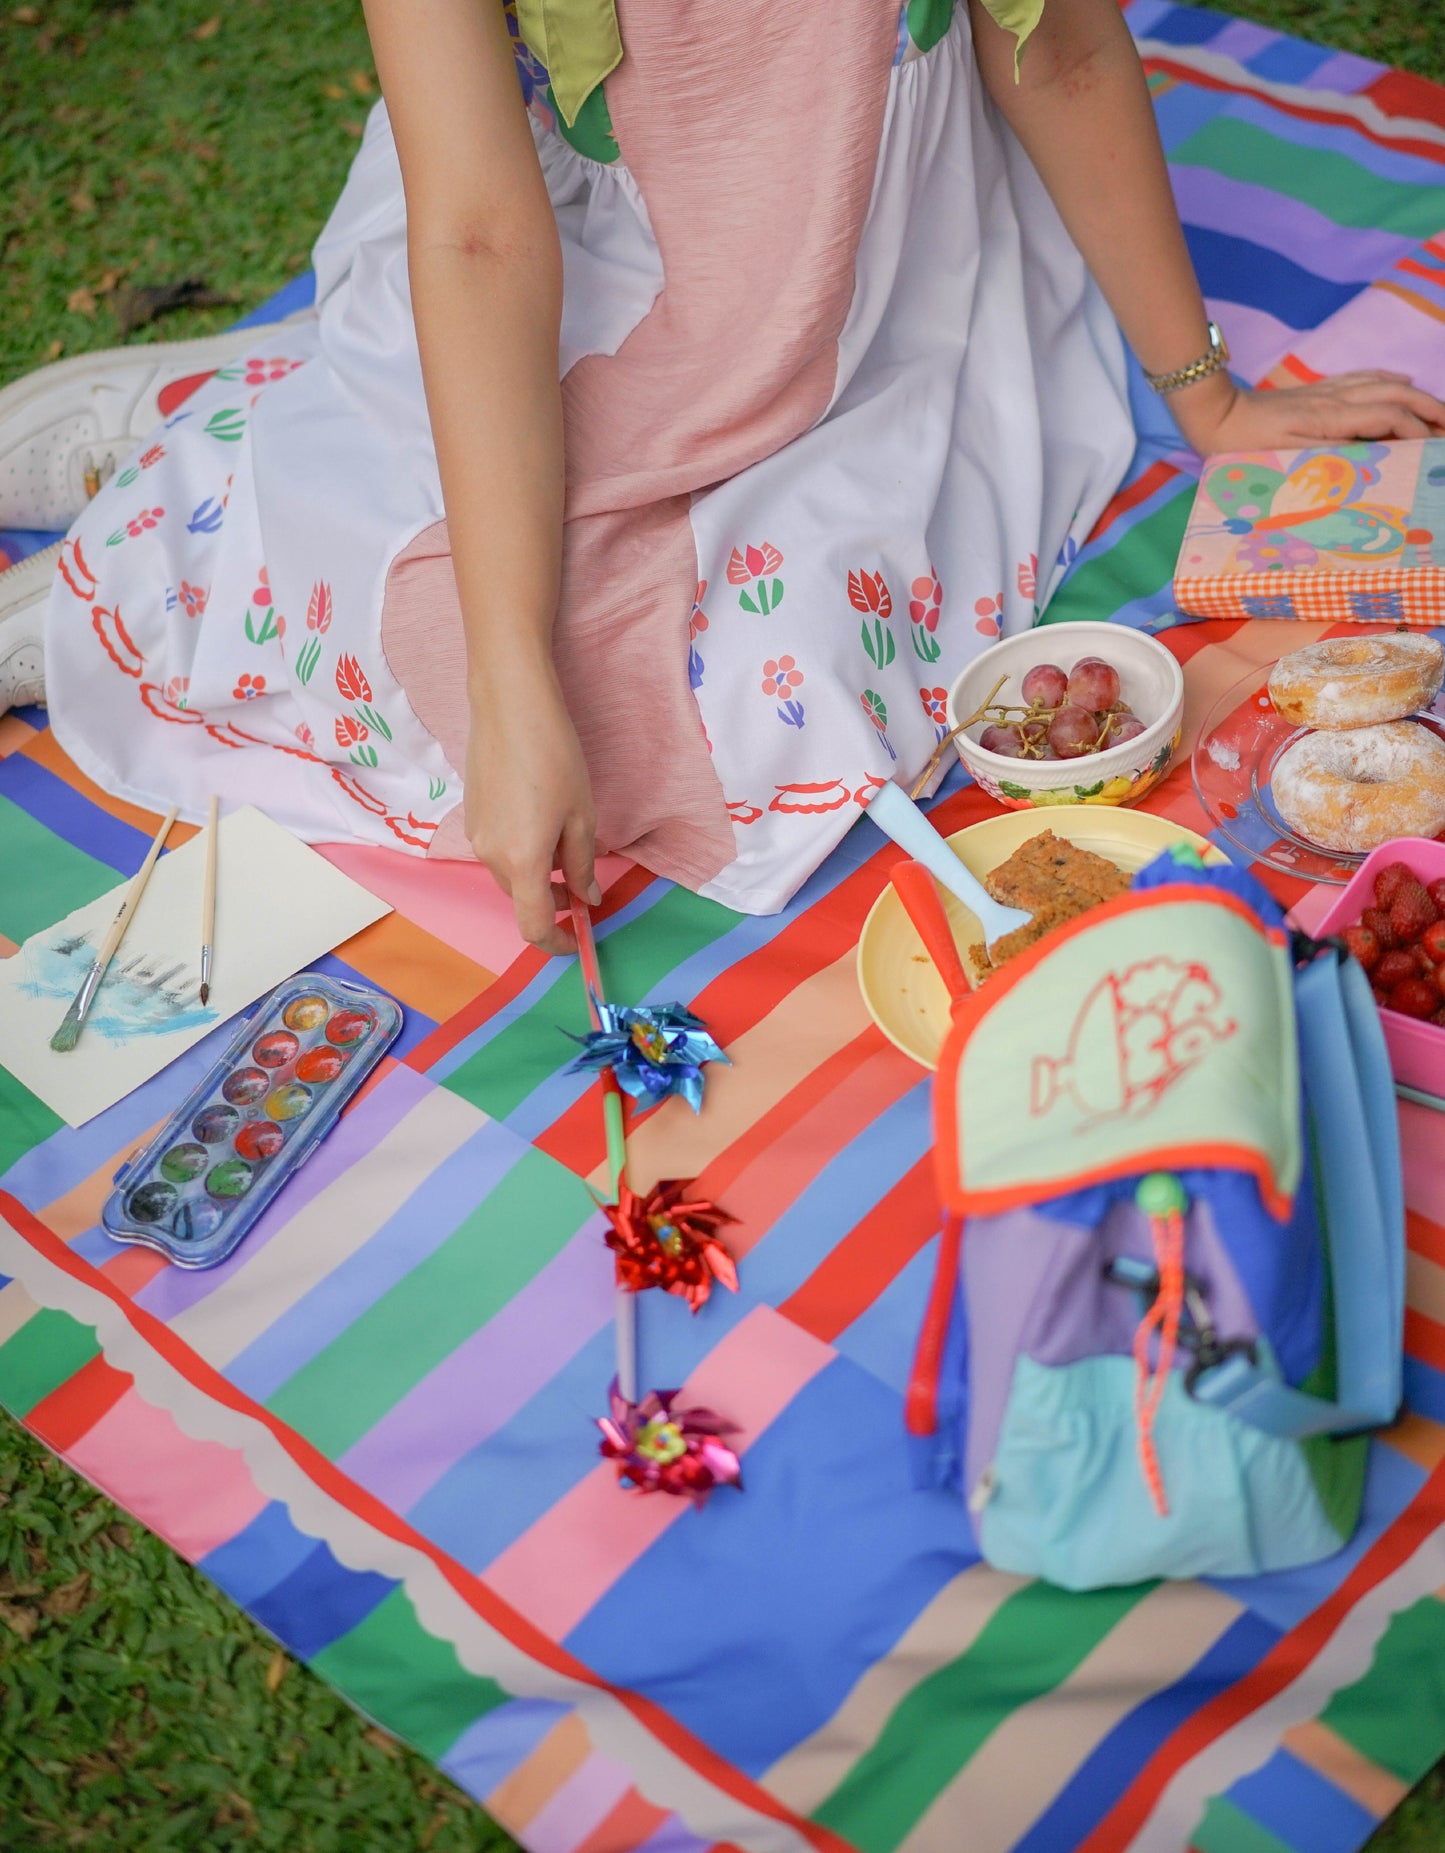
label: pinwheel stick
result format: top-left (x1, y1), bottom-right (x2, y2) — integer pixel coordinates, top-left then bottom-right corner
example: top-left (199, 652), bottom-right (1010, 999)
top-left (571, 895), bottom-right (639, 1402)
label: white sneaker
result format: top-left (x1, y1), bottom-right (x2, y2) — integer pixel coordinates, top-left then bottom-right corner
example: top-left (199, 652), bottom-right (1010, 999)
top-left (0, 540), bottom-right (59, 714)
top-left (0, 313), bottom-right (315, 531)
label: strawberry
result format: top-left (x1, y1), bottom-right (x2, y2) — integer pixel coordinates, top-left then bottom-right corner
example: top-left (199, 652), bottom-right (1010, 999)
top-left (1437, 962), bottom-right (1445, 1001)
top-left (1375, 948), bottom-right (1419, 989)
top-left (1373, 987), bottom-right (1392, 1010)
top-left (1389, 880), bottom-right (1438, 945)
top-left (1435, 1006), bottom-right (1445, 1027)
top-left (1361, 905), bottom-right (1398, 950)
top-left (1424, 919), bottom-right (1445, 963)
top-left (1430, 878), bottom-right (1445, 914)
top-left (1343, 923), bottom-right (1380, 972)
top-left (1389, 977), bottom-right (1439, 1019)
top-left (1374, 862), bottom-right (1418, 908)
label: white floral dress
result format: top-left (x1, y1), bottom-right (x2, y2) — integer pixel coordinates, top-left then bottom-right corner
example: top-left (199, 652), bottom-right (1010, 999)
top-left (44, 0), bottom-right (1135, 913)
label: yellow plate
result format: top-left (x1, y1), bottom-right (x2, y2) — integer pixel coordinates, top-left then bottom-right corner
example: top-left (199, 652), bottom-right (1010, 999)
top-left (857, 805), bottom-right (1224, 1071)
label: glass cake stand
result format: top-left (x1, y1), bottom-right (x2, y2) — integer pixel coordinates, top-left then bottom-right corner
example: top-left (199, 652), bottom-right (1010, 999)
top-left (1191, 664), bottom-right (1445, 886)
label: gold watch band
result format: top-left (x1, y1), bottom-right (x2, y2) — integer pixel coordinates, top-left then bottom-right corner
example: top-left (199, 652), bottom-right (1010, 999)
top-left (1144, 322), bottom-right (1231, 395)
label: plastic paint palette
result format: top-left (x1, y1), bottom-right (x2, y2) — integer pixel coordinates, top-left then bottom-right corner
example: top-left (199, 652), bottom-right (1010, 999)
top-left (103, 972), bottom-right (401, 1269)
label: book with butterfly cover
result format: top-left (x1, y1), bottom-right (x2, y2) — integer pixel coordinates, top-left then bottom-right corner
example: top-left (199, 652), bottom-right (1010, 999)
top-left (1173, 438), bottom-right (1445, 624)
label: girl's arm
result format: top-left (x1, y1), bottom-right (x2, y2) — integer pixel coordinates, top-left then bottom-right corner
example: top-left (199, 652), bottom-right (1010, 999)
top-left (970, 0), bottom-right (1445, 450)
top-left (363, 0), bottom-right (596, 953)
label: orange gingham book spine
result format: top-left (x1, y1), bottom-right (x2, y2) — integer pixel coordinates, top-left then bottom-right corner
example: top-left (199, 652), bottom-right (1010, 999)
top-left (1173, 565), bottom-right (1445, 624)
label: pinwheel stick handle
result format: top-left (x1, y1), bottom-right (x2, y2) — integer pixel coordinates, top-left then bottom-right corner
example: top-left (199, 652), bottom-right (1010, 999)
top-left (571, 895), bottom-right (639, 1403)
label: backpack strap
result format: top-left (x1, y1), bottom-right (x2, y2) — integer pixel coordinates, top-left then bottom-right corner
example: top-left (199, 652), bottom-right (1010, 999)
top-left (1188, 941), bottom-right (1404, 1439)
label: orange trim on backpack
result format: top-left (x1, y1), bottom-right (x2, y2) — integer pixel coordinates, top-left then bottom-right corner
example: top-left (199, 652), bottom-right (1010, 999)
top-left (932, 884), bottom-right (1295, 1222)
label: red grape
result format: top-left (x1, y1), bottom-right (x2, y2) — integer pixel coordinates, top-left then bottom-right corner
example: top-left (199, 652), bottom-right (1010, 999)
top-left (978, 723), bottom-right (1025, 757)
top-left (1108, 714), bottom-right (1146, 746)
top-left (1048, 705), bottom-right (1103, 759)
top-left (1424, 920), bottom-right (1445, 963)
top-left (1066, 656), bottom-right (1121, 712)
top-left (1021, 663), bottom-right (1069, 709)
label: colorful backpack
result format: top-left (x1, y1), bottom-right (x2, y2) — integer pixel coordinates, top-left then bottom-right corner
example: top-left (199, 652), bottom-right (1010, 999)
top-left (910, 849), bottom-right (1404, 1590)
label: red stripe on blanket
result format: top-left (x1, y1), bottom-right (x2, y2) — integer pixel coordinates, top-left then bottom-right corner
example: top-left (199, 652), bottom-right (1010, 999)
top-left (1143, 56), bottom-right (1445, 164)
top-left (0, 1188), bottom-right (858, 1853)
top-left (1087, 458), bottom-right (1182, 543)
top-left (778, 1156), bottom-right (939, 1342)
top-left (26, 1353), bottom-right (132, 1452)
top-left (1364, 69), bottom-right (1445, 132)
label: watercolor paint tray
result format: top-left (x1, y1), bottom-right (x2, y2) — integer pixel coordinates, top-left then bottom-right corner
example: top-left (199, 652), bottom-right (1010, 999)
top-left (102, 972), bottom-right (401, 1269)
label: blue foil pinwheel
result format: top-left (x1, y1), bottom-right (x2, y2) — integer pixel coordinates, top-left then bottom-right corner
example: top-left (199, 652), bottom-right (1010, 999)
top-left (565, 1000), bottom-right (729, 1114)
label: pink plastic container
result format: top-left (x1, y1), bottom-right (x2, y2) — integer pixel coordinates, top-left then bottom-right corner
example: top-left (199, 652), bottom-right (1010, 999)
top-left (1314, 838), bottom-right (1445, 1094)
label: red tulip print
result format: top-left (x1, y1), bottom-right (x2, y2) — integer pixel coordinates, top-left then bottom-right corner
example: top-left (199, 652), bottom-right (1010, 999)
top-left (726, 542), bottom-right (784, 615)
top-left (847, 569), bottom-right (892, 619)
top-left (1016, 554), bottom-right (1038, 601)
top-left (336, 654), bottom-right (372, 702)
top-left (307, 581), bottom-right (333, 633)
top-left (335, 715), bottom-right (369, 749)
top-left (727, 542), bottom-right (782, 585)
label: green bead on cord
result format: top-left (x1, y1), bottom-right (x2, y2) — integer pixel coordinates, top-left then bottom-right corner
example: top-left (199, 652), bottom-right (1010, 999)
top-left (1135, 1171), bottom-right (1188, 1218)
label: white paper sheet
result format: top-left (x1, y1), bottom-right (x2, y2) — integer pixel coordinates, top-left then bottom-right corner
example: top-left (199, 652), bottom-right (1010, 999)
top-left (0, 806), bottom-right (391, 1126)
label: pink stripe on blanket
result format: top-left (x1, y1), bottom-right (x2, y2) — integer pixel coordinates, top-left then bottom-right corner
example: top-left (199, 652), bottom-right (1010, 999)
top-left (480, 1307), bottom-right (834, 1640)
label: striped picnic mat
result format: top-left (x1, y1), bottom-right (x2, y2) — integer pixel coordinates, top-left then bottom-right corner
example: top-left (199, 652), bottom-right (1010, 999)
top-left (4, 6), bottom-right (1445, 1850)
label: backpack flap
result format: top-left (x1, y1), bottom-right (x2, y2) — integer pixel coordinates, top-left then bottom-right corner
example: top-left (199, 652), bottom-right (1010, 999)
top-left (935, 883), bottom-right (1302, 1224)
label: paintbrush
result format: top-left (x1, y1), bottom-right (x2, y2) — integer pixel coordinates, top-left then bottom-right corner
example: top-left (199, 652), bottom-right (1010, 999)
top-left (199, 793), bottom-right (218, 1005)
top-left (50, 807), bottom-right (179, 1053)
top-left (569, 893), bottom-right (639, 1404)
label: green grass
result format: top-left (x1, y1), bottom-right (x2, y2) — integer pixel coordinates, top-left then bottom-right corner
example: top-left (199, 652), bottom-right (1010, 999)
top-left (4, 0), bottom-right (1445, 1847)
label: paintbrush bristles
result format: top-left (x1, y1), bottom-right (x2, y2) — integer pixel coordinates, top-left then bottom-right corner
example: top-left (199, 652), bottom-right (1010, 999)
top-left (48, 806), bottom-right (178, 1054)
top-left (49, 993), bottom-right (90, 1053)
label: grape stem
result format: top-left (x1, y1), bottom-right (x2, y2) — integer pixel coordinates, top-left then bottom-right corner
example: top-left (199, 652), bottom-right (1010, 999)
top-left (908, 675), bottom-right (1126, 798)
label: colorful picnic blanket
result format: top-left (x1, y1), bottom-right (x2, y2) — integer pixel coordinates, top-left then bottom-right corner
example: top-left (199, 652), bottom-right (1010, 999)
top-left (4, 6), bottom-right (1445, 1851)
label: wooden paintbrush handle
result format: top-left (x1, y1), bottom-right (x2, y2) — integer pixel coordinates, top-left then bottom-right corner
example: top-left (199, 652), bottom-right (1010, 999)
top-left (94, 807), bottom-right (179, 969)
top-left (201, 794), bottom-right (218, 948)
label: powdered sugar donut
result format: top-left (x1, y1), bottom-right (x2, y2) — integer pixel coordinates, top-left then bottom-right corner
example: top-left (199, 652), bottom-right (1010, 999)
top-left (1268, 634), bottom-right (1444, 730)
top-left (1272, 722), bottom-right (1445, 852)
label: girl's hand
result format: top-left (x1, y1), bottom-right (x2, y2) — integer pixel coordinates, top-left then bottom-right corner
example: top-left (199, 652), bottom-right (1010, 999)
top-left (1172, 369), bottom-right (1445, 457)
top-left (464, 666), bottom-right (599, 956)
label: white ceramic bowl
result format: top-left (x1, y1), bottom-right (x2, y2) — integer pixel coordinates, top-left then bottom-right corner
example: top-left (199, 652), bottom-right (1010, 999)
top-left (946, 622), bottom-right (1185, 811)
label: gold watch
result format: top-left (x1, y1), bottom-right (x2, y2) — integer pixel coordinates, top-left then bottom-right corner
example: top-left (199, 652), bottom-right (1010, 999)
top-left (1144, 322), bottom-right (1231, 395)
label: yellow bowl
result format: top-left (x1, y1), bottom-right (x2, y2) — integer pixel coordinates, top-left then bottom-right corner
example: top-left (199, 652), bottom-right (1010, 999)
top-left (857, 806), bottom-right (1225, 1070)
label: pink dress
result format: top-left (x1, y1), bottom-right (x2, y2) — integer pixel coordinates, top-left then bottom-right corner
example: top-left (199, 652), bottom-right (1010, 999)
top-left (44, 0), bottom-right (1134, 913)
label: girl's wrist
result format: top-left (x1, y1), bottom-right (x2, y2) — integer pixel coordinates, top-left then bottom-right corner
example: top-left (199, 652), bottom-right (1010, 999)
top-left (1163, 369), bottom-right (1238, 456)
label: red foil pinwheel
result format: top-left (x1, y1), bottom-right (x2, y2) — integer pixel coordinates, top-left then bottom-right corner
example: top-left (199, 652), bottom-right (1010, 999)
top-left (597, 1385), bottom-right (743, 1504)
top-left (601, 1180), bottom-right (739, 1312)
